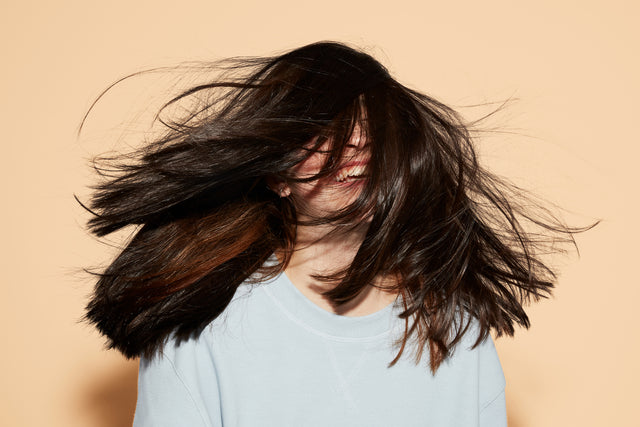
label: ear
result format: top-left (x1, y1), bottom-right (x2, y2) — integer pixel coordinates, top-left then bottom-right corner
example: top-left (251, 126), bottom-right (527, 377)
top-left (265, 176), bottom-right (291, 198)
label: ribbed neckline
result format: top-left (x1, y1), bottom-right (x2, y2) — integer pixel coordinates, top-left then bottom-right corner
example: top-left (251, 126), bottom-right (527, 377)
top-left (260, 271), bottom-right (402, 342)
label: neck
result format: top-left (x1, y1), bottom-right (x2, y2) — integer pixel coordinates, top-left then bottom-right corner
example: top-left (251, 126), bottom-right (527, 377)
top-left (279, 220), bottom-right (398, 317)
top-left (288, 220), bottom-right (367, 276)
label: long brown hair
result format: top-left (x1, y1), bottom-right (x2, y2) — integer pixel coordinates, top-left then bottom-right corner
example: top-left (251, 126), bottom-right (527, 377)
top-left (80, 41), bottom-right (592, 372)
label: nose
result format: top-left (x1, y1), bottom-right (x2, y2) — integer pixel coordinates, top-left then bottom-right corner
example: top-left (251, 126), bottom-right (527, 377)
top-left (346, 123), bottom-right (367, 149)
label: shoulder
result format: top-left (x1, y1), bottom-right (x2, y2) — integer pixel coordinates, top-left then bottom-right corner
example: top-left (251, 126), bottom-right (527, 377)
top-left (134, 283), bottom-right (263, 425)
top-left (139, 279), bottom-right (260, 365)
top-left (428, 319), bottom-right (506, 404)
top-left (161, 277), bottom-right (277, 361)
top-left (456, 323), bottom-right (506, 409)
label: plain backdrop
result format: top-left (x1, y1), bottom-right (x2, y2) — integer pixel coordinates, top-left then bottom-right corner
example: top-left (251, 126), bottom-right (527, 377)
top-left (1, 1), bottom-right (638, 426)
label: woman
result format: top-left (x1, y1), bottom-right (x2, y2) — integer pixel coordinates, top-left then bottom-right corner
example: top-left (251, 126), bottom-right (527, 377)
top-left (82, 41), bottom-right (583, 426)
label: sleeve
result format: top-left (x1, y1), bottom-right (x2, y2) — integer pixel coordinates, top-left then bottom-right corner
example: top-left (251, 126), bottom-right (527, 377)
top-left (477, 336), bottom-right (507, 427)
top-left (132, 339), bottom-right (222, 427)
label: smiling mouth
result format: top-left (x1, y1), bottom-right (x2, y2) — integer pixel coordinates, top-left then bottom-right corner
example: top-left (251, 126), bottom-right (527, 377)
top-left (334, 164), bottom-right (368, 183)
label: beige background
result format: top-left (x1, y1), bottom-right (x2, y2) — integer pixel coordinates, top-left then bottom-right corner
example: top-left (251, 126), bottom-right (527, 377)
top-left (2, 0), bottom-right (638, 426)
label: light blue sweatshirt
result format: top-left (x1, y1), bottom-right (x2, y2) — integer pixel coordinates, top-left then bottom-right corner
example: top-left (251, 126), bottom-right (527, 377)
top-left (133, 271), bottom-right (507, 427)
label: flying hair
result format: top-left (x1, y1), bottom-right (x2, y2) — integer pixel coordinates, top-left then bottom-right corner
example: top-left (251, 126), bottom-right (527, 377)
top-left (79, 41), bottom-right (595, 373)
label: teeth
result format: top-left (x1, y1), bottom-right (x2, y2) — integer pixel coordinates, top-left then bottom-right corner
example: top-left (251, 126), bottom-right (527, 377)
top-left (334, 165), bottom-right (366, 182)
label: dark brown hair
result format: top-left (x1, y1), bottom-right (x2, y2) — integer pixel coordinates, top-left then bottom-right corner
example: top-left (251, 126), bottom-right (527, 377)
top-left (80, 41), bottom-right (592, 372)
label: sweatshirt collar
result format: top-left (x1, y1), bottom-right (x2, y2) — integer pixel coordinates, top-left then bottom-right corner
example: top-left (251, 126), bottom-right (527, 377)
top-left (260, 270), bottom-right (402, 341)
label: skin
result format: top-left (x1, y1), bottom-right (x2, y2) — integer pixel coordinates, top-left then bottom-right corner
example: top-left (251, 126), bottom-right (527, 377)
top-left (271, 126), bottom-right (399, 316)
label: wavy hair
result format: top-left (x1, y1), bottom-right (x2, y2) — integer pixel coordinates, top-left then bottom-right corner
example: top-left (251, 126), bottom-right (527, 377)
top-left (80, 41), bottom-right (591, 372)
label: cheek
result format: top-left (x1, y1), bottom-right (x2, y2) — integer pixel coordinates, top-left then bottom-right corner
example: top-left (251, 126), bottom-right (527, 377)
top-left (292, 153), bottom-right (325, 179)
top-left (288, 151), bottom-right (330, 198)
top-left (289, 180), bottom-right (325, 201)
top-left (291, 137), bottom-right (332, 179)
